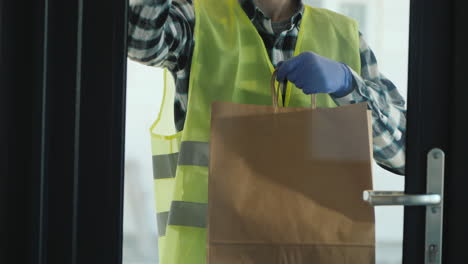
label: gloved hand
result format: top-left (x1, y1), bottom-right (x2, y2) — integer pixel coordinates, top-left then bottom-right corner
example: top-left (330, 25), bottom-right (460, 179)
top-left (276, 52), bottom-right (354, 98)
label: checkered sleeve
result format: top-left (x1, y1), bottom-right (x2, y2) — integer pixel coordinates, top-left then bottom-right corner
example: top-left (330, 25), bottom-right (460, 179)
top-left (333, 33), bottom-right (407, 175)
top-left (127, 0), bottom-right (195, 71)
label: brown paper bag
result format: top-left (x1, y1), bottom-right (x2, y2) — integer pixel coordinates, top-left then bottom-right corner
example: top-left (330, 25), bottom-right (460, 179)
top-left (208, 76), bottom-right (375, 264)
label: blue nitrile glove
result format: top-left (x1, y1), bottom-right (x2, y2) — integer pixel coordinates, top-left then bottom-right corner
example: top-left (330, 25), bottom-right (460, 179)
top-left (276, 52), bottom-right (354, 98)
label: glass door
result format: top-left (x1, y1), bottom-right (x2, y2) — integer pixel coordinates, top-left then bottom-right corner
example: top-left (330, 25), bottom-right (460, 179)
top-left (2, 0), bottom-right (467, 263)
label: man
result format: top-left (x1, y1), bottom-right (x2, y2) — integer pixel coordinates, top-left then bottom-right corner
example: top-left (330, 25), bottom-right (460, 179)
top-left (128, 0), bottom-right (406, 263)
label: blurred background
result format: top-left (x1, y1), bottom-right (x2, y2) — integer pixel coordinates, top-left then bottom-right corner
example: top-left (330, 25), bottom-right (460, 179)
top-left (123, 1), bottom-right (410, 263)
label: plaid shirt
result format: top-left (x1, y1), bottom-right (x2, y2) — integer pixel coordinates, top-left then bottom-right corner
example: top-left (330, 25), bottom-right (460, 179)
top-left (128, 0), bottom-right (407, 175)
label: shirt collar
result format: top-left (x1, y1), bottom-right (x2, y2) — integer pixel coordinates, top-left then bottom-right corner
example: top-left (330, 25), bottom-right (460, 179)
top-left (239, 0), bottom-right (304, 30)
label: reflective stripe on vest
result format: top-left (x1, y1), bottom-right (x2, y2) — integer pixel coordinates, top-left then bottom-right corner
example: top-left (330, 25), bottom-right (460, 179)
top-left (157, 201), bottom-right (208, 236)
top-left (153, 153), bottom-right (178, 179)
top-left (152, 141), bottom-right (209, 179)
top-left (151, 1), bottom-right (361, 263)
top-left (178, 141), bottom-right (209, 167)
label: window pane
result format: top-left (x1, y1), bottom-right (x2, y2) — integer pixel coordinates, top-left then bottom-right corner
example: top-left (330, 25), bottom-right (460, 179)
top-left (125, 1), bottom-right (410, 263)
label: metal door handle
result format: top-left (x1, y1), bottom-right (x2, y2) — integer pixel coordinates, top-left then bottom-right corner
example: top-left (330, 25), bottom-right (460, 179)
top-left (363, 148), bottom-right (445, 264)
top-left (363, 191), bottom-right (441, 206)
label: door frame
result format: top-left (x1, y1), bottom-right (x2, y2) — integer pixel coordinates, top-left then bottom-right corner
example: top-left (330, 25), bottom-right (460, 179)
top-left (404, 0), bottom-right (468, 263)
top-left (1, 0), bottom-right (127, 263)
top-left (1, 0), bottom-right (467, 263)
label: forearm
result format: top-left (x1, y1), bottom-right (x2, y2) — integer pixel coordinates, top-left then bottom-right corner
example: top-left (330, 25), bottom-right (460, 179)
top-left (127, 0), bottom-right (194, 70)
top-left (332, 35), bottom-right (407, 175)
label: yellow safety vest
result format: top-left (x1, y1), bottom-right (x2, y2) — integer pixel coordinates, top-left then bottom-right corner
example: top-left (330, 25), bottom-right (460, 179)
top-left (150, 0), bottom-right (361, 263)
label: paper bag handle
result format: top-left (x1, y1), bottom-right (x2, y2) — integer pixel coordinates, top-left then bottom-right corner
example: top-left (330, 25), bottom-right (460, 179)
top-left (271, 70), bottom-right (316, 109)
